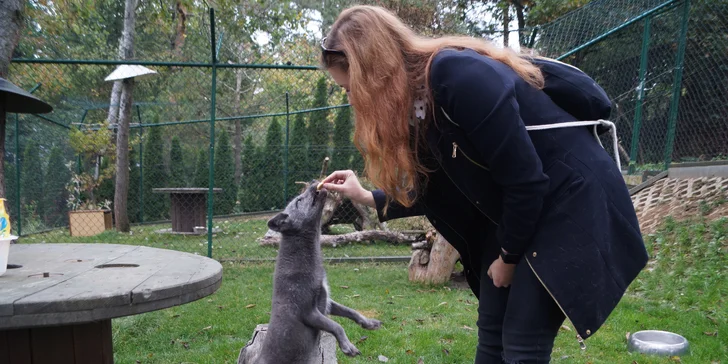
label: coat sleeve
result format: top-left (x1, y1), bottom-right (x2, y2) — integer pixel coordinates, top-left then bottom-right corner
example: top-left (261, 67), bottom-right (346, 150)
top-left (429, 49), bottom-right (550, 256)
top-left (371, 189), bottom-right (426, 222)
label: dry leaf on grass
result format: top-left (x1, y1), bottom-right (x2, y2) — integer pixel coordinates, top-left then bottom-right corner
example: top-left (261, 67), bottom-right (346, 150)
top-left (245, 304), bottom-right (256, 309)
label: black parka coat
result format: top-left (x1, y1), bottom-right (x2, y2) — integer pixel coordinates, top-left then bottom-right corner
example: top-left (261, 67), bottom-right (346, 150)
top-left (371, 48), bottom-right (649, 345)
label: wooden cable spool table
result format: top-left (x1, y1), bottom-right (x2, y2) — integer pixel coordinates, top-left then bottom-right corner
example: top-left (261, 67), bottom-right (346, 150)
top-left (0, 243), bottom-right (222, 363)
top-left (152, 188), bottom-right (222, 234)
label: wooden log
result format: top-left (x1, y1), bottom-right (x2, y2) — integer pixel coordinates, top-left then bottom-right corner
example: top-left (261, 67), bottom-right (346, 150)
top-left (408, 231), bottom-right (460, 285)
top-left (258, 230), bottom-right (424, 247)
top-left (238, 324), bottom-right (337, 364)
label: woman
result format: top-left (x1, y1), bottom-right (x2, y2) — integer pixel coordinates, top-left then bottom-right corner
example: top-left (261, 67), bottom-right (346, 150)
top-left (319, 5), bottom-right (648, 364)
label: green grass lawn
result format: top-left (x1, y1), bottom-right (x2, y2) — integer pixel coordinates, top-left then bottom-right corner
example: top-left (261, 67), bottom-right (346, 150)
top-left (24, 216), bottom-right (413, 260)
top-left (109, 217), bottom-right (727, 363)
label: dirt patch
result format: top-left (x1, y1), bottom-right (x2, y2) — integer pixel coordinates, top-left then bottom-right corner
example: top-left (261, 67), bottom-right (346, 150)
top-left (631, 177), bottom-right (728, 235)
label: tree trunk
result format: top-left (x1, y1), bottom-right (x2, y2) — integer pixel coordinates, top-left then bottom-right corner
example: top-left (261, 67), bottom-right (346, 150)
top-left (512, 0), bottom-right (526, 47)
top-left (113, 0), bottom-right (137, 232)
top-left (172, 1), bottom-right (188, 54)
top-left (0, 105), bottom-right (5, 198)
top-left (115, 78), bottom-right (134, 232)
top-left (409, 231), bottom-right (460, 285)
top-left (258, 229), bottom-right (423, 247)
top-left (106, 81), bottom-right (122, 125)
top-left (0, 0), bottom-right (25, 198)
top-left (502, 2), bottom-right (510, 48)
top-left (234, 69), bottom-right (243, 185)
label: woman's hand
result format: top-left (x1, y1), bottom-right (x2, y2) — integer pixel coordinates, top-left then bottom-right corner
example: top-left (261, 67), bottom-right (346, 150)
top-left (320, 170), bottom-right (375, 208)
top-left (487, 257), bottom-right (516, 288)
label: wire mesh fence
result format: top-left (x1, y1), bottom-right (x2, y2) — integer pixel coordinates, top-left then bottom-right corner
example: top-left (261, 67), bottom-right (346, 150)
top-left (5, 0), bottom-right (727, 260)
top-left (532, 0), bottom-right (728, 172)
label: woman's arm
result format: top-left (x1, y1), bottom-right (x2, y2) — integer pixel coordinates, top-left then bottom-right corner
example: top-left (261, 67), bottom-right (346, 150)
top-left (321, 170), bottom-right (425, 223)
top-left (429, 49), bottom-right (550, 257)
top-left (370, 189), bottom-right (425, 222)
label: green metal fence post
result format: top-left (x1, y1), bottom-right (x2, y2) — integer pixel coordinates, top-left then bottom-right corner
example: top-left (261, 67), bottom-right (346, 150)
top-left (663, 0), bottom-right (690, 169)
top-left (14, 114), bottom-right (21, 236)
top-left (284, 92), bottom-right (290, 204)
top-left (527, 26), bottom-right (539, 49)
top-left (137, 106), bottom-right (144, 223)
top-left (207, 7), bottom-right (217, 259)
top-left (629, 16), bottom-right (652, 174)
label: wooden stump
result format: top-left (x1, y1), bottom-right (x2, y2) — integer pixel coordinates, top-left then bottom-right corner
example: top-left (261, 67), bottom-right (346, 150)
top-left (237, 324), bottom-right (337, 364)
top-left (408, 230), bottom-right (460, 285)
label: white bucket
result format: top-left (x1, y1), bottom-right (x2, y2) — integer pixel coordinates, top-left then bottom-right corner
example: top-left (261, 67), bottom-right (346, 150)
top-left (0, 236), bottom-right (17, 277)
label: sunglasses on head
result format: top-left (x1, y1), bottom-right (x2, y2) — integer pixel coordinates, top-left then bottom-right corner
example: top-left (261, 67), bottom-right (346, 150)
top-left (321, 37), bottom-right (345, 56)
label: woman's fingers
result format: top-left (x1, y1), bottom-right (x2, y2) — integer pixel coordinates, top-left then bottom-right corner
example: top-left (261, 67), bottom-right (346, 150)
top-left (322, 170), bottom-right (352, 184)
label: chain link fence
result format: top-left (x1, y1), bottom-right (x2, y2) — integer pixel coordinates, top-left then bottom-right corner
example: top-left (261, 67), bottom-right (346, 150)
top-left (531, 0), bottom-right (728, 173)
top-left (5, 0), bottom-right (727, 260)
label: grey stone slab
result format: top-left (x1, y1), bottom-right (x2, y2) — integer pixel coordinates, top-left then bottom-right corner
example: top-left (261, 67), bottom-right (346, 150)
top-left (0, 243), bottom-right (222, 330)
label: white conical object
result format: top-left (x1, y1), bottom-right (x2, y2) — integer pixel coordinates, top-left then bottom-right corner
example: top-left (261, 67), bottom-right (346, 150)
top-left (104, 65), bottom-right (157, 81)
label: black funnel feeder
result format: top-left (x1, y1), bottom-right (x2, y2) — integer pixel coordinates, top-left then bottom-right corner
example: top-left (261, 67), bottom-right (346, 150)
top-left (0, 77), bottom-right (53, 114)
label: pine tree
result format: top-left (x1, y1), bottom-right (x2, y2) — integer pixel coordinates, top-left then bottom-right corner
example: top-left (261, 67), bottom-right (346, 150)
top-left (308, 76), bottom-right (331, 172)
top-left (262, 118), bottom-right (284, 209)
top-left (351, 148), bottom-right (366, 175)
top-left (42, 147), bottom-right (71, 227)
top-left (5, 162), bottom-right (17, 227)
top-left (169, 136), bottom-right (186, 188)
top-left (142, 122), bottom-right (169, 221)
top-left (20, 140), bottom-right (44, 217)
top-left (239, 135), bottom-right (260, 211)
top-left (214, 129), bottom-right (237, 215)
top-left (193, 148), bottom-right (209, 188)
top-left (288, 111), bottom-right (309, 196)
top-left (97, 156), bottom-right (115, 203)
top-left (331, 93), bottom-right (353, 172)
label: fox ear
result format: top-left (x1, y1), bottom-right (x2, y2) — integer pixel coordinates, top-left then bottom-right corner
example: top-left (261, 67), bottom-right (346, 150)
top-left (267, 213), bottom-right (289, 232)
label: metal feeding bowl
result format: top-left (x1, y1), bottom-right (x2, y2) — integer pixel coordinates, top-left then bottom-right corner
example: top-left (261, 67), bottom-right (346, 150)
top-left (627, 330), bottom-right (689, 356)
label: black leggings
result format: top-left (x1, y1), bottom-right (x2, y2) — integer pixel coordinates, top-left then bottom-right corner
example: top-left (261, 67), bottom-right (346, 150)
top-left (474, 240), bottom-right (566, 364)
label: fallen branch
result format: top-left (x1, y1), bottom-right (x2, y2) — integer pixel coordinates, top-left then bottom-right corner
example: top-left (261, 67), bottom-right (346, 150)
top-left (258, 230), bottom-right (424, 247)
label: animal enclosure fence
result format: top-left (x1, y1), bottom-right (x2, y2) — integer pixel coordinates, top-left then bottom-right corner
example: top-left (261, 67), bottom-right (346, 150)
top-left (5, 0), bottom-right (727, 259)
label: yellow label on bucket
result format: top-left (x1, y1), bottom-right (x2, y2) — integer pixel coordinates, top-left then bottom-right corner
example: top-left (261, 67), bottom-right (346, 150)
top-left (0, 198), bottom-right (10, 238)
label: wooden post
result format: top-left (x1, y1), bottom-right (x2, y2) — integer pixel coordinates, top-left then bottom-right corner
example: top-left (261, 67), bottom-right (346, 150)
top-left (408, 230), bottom-right (460, 285)
top-left (237, 324), bottom-right (337, 364)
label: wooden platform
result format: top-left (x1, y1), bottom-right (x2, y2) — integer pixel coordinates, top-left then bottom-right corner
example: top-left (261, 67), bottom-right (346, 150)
top-left (0, 243), bottom-right (223, 363)
top-left (237, 324), bottom-right (337, 364)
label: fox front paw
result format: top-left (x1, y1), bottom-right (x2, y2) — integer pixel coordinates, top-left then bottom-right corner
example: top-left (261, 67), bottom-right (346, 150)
top-left (361, 318), bottom-right (381, 330)
top-left (340, 340), bottom-right (361, 357)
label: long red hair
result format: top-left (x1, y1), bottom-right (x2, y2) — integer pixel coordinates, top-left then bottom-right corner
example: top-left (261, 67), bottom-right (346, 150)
top-left (321, 5), bottom-right (544, 211)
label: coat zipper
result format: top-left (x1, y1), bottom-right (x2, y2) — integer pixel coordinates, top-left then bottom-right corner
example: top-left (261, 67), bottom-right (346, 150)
top-left (452, 142), bottom-right (489, 171)
top-left (450, 140), bottom-right (587, 350)
top-left (525, 256), bottom-right (587, 350)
